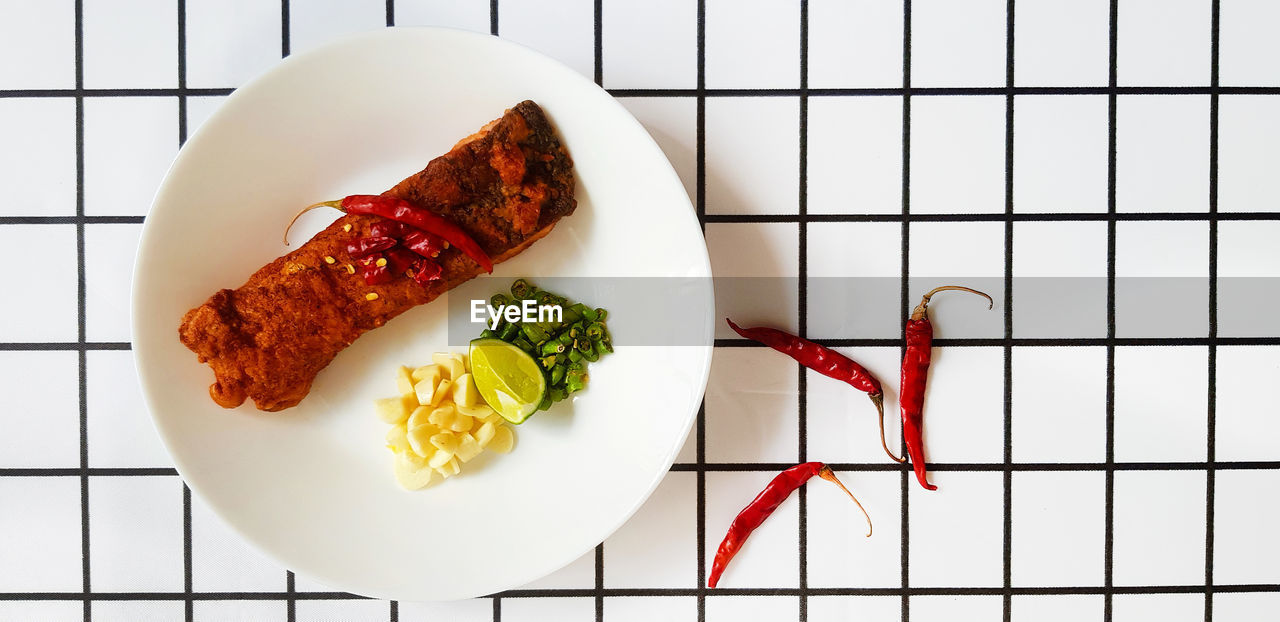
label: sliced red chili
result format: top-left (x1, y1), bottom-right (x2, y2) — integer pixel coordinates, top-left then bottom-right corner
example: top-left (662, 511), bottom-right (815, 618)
top-left (369, 220), bottom-right (410, 239)
top-left (345, 235), bottom-right (396, 259)
top-left (384, 247), bottom-right (419, 275)
top-left (357, 255), bottom-right (393, 285)
top-left (707, 462), bottom-right (870, 588)
top-left (412, 260), bottom-right (443, 285)
top-left (900, 285), bottom-right (993, 491)
top-left (402, 229), bottom-right (448, 259)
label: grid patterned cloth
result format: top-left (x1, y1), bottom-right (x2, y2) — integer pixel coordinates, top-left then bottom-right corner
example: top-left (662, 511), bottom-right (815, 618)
top-left (3, 0), bottom-right (1280, 620)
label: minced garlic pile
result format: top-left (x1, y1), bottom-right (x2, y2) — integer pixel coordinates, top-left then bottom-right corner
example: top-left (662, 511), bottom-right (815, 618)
top-left (374, 353), bottom-right (514, 490)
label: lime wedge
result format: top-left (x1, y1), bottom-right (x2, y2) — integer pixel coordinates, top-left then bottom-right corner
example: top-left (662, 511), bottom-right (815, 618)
top-left (469, 338), bottom-right (547, 424)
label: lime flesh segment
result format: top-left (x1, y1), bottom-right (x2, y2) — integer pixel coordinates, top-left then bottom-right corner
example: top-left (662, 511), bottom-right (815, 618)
top-left (469, 338), bottom-right (547, 424)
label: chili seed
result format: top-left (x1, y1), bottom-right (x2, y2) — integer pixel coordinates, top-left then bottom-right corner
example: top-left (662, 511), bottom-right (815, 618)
top-left (345, 264), bottom-right (355, 274)
top-left (343, 224), bottom-right (352, 232)
top-left (323, 256), bottom-right (336, 264)
top-left (375, 258), bottom-right (387, 267)
top-left (366, 293), bottom-right (379, 301)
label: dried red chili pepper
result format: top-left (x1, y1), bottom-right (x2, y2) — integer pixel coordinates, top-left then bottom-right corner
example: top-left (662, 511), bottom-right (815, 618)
top-left (345, 235), bottom-right (397, 259)
top-left (288, 195), bottom-right (492, 273)
top-left (900, 285), bottom-right (993, 491)
top-left (708, 462), bottom-right (870, 588)
top-left (357, 255), bottom-right (393, 286)
top-left (369, 220), bottom-right (410, 239)
top-left (384, 247), bottom-right (419, 276)
top-left (412, 259), bottom-right (443, 285)
top-left (725, 319), bottom-right (902, 463)
top-left (401, 229), bottom-right (448, 259)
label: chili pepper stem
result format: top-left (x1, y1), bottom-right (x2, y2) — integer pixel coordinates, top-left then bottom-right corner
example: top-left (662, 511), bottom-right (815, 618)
top-left (818, 466), bottom-right (873, 537)
top-left (870, 393), bottom-right (906, 464)
top-left (283, 200), bottom-right (345, 245)
top-left (910, 285), bottom-right (994, 321)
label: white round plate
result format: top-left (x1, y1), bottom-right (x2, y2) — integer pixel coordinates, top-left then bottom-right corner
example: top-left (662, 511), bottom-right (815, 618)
top-left (132, 28), bottom-right (712, 601)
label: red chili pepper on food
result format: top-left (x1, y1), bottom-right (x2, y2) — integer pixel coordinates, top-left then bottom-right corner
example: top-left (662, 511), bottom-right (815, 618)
top-left (725, 319), bottom-right (902, 463)
top-left (708, 462), bottom-right (870, 588)
top-left (900, 286), bottom-right (993, 491)
top-left (295, 195), bottom-right (491, 273)
top-left (369, 220), bottom-right (410, 239)
top-left (384, 247), bottom-right (419, 276)
top-left (356, 255), bottom-right (393, 285)
top-left (345, 235), bottom-right (397, 259)
top-left (401, 229), bottom-right (449, 259)
top-left (412, 259), bottom-right (443, 285)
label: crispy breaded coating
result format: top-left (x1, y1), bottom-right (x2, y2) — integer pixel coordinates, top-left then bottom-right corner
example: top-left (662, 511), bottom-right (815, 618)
top-left (179, 101), bottom-right (576, 411)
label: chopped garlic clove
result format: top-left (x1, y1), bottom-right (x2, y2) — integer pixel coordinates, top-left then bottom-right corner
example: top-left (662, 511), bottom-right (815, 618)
top-left (374, 396), bottom-right (412, 424)
top-left (455, 403), bottom-right (495, 419)
top-left (474, 421), bottom-right (496, 447)
top-left (406, 425), bottom-right (439, 458)
top-left (394, 452), bottom-right (436, 490)
top-left (411, 364), bottom-right (442, 386)
top-left (406, 405), bottom-right (432, 429)
top-left (427, 447), bottom-right (454, 469)
top-left (437, 455), bottom-right (461, 476)
top-left (426, 403), bottom-right (455, 428)
top-left (430, 378), bottom-right (453, 406)
top-left (432, 352), bottom-right (466, 381)
top-left (429, 432), bottom-right (459, 453)
top-left (395, 366), bottom-right (415, 394)
top-left (449, 413), bottom-right (473, 433)
top-left (385, 424), bottom-right (411, 454)
top-left (488, 425), bottom-right (515, 454)
top-left (413, 376), bottom-right (440, 406)
top-left (452, 373), bottom-right (481, 407)
top-left (455, 433), bottom-right (483, 462)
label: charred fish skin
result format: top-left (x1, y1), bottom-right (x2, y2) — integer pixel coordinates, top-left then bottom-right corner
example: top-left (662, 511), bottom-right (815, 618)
top-left (179, 101), bottom-right (576, 411)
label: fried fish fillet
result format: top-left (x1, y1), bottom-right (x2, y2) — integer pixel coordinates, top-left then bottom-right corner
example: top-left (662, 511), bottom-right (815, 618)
top-left (179, 101), bottom-right (575, 411)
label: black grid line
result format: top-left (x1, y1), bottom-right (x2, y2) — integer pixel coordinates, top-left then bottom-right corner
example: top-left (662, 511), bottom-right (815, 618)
top-left (491, 6), bottom-right (500, 617)
top-left (13, 211), bottom-right (1280, 226)
top-left (593, 3), bottom-right (605, 620)
top-left (8, 85), bottom-right (1280, 99)
top-left (0, 342), bottom-right (132, 351)
top-left (697, 211), bottom-right (1280, 223)
top-left (1002, 2), bottom-right (1016, 621)
top-left (899, 1), bottom-right (913, 620)
top-left (714, 337), bottom-right (1280, 348)
top-left (5, 583), bottom-right (1280, 601)
top-left (695, 2), bottom-right (707, 622)
top-left (669, 461), bottom-right (1280, 472)
top-left (71, 1), bottom-right (89, 620)
top-left (1103, 0), bottom-right (1120, 618)
top-left (176, 2), bottom-right (193, 620)
top-left (1205, 1), bottom-right (1221, 620)
top-left (797, 2), bottom-right (810, 621)
top-left (280, 0), bottom-right (290, 58)
top-left (0, 468), bottom-right (179, 477)
top-left (280, 6), bottom-right (295, 621)
top-left (6, 582), bottom-right (1280, 601)
top-left (603, 86), bottom-right (1280, 97)
top-left (0, 216), bottom-right (147, 224)
top-left (3, 2), bottom-right (1275, 619)
top-left (7, 459), bottom-right (1280, 476)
